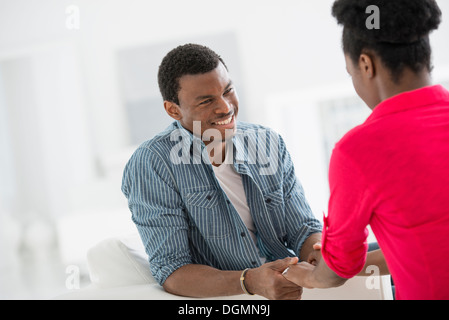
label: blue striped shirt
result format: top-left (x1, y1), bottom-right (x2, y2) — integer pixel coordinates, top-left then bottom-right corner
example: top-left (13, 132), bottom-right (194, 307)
top-left (121, 121), bottom-right (322, 285)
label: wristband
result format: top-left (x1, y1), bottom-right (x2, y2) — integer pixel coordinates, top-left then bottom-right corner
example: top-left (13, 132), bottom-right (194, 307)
top-left (240, 268), bottom-right (254, 295)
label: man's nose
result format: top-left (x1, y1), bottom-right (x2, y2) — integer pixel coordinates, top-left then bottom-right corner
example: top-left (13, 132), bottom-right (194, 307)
top-left (215, 97), bottom-right (232, 114)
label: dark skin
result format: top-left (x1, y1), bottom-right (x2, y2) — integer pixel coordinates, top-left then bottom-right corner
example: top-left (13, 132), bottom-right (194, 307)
top-left (283, 51), bottom-right (432, 289)
top-left (346, 52), bottom-right (432, 110)
top-left (164, 62), bottom-right (238, 166)
top-left (163, 62), bottom-right (322, 299)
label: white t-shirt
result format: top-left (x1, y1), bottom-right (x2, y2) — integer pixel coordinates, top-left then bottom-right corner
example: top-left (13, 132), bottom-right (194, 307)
top-left (211, 146), bottom-right (264, 261)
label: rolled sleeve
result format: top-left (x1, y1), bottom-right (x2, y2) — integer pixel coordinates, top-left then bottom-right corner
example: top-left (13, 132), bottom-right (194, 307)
top-left (122, 146), bottom-right (192, 285)
top-left (285, 186), bottom-right (323, 256)
top-left (321, 146), bottom-right (372, 279)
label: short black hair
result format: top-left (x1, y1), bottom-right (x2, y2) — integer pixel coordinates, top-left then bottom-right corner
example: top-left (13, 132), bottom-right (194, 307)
top-left (332, 0), bottom-right (442, 83)
top-left (158, 43), bottom-right (228, 105)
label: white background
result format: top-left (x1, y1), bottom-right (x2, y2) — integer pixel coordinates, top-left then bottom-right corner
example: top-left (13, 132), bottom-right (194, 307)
top-left (0, 0), bottom-right (448, 299)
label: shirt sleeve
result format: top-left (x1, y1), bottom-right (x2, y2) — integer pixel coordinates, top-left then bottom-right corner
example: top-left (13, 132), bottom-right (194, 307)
top-left (278, 135), bottom-right (323, 257)
top-left (321, 146), bottom-right (372, 279)
top-left (121, 146), bottom-right (192, 285)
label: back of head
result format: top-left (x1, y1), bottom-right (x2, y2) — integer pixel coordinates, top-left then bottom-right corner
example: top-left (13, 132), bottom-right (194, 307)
top-left (158, 44), bottom-right (227, 105)
top-left (332, 0), bottom-right (442, 82)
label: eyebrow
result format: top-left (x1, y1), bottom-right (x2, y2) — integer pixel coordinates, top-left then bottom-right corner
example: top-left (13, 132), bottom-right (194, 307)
top-left (194, 80), bottom-right (233, 101)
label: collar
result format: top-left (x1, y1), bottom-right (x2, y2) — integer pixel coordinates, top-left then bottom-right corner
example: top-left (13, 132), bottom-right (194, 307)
top-left (367, 85), bottom-right (449, 122)
top-left (172, 121), bottom-right (255, 175)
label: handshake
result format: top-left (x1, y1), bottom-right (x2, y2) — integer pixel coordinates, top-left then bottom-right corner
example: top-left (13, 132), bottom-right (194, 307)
top-left (243, 242), bottom-right (323, 300)
top-left (246, 241), bottom-right (388, 300)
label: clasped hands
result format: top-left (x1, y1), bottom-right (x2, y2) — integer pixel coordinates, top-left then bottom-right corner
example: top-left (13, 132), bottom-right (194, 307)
top-left (282, 242), bottom-right (322, 289)
top-left (246, 242), bottom-right (321, 300)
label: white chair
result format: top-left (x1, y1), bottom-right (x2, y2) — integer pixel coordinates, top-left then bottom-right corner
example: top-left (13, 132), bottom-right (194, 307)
top-left (56, 234), bottom-right (393, 300)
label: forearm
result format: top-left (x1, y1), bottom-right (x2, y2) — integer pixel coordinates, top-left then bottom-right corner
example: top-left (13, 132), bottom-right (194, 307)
top-left (283, 258), bottom-right (347, 289)
top-left (307, 259), bottom-right (347, 288)
top-left (163, 258), bottom-right (303, 300)
top-left (299, 232), bottom-right (322, 262)
top-left (357, 249), bottom-right (390, 276)
top-left (163, 264), bottom-right (243, 298)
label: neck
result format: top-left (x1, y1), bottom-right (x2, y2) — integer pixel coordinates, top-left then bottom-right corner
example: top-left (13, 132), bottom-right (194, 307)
top-left (207, 141), bottom-right (227, 167)
top-left (377, 68), bottom-right (432, 105)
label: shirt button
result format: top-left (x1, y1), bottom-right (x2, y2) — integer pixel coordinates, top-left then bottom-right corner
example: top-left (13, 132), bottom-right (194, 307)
top-left (265, 198), bottom-right (271, 204)
top-left (206, 195), bottom-right (212, 200)
top-left (251, 261), bottom-right (257, 265)
top-left (241, 232), bottom-right (246, 237)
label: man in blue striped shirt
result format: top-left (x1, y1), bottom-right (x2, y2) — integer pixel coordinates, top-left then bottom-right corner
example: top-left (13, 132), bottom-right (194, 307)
top-left (122, 44), bottom-right (322, 300)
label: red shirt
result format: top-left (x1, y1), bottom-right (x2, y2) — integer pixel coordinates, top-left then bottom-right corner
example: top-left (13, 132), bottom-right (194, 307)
top-left (322, 85), bottom-right (449, 300)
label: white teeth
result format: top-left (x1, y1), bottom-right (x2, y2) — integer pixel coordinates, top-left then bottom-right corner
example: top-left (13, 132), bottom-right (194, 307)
top-left (214, 116), bottom-right (233, 125)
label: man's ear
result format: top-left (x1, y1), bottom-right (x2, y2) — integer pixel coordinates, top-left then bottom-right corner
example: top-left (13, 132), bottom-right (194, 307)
top-left (164, 101), bottom-right (182, 120)
top-left (358, 53), bottom-right (376, 79)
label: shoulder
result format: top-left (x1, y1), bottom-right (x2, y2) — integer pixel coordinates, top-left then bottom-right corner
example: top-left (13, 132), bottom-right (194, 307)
top-left (334, 119), bottom-right (375, 156)
top-left (125, 122), bottom-right (181, 169)
top-left (138, 122), bottom-right (180, 152)
top-left (331, 120), bottom-right (380, 178)
top-left (235, 121), bottom-right (283, 145)
top-left (236, 121), bottom-right (278, 134)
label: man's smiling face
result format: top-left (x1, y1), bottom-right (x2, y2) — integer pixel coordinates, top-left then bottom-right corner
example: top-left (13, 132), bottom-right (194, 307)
top-left (165, 62), bottom-right (239, 143)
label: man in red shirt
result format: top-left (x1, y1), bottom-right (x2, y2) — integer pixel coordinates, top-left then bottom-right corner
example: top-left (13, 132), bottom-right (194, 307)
top-left (283, 0), bottom-right (449, 299)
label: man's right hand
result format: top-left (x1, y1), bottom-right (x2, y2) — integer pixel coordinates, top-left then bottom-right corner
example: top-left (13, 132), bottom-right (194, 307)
top-left (244, 257), bottom-right (303, 300)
